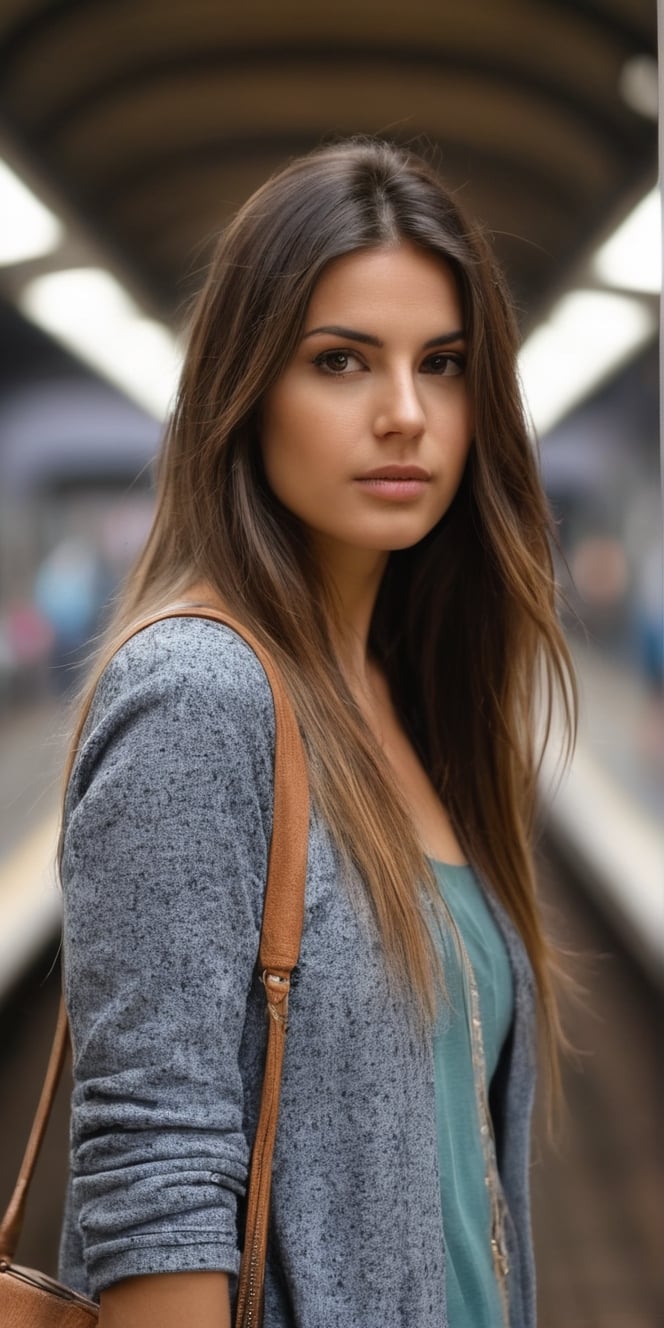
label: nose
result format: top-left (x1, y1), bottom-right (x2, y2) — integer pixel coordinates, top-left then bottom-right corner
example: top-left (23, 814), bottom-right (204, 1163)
top-left (373, 369), bottom-right (426, 440)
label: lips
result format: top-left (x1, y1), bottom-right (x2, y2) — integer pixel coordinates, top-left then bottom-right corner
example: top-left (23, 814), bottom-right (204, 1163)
top-left (357, 464), bottom-right (431, 481)
top-left (354, 465), bottom-right (431, 503)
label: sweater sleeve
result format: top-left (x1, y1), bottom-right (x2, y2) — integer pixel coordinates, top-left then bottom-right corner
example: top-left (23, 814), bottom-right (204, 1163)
top-left (60, 618), bottom-right (276, 1295)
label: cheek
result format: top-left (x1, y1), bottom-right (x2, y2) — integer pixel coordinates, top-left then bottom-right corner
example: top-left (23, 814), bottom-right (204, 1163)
top-left (260, 389), bottom-right (321, 506)
top-left (261, 380), bottom-right (352, 481)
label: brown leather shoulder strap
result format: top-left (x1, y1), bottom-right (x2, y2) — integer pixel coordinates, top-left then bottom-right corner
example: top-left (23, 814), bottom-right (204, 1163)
top-left (0, 601), bottom-right (309, 1326)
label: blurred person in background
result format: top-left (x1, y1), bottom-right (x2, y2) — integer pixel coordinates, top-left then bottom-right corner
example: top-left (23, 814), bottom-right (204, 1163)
top-left (33, 535), bottom-right (104, 690)
top-left (57, 140), bottom-right (576, 1328)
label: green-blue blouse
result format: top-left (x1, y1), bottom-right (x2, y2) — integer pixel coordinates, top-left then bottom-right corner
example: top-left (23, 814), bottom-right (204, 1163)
top-left (430, 860), bottom-right (514, 1327)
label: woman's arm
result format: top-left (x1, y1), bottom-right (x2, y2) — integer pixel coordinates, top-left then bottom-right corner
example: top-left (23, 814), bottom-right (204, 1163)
top-left (99, 1271), bottom-right (231, 1328)
top-left (62, 620), bottom-right (276, 1297)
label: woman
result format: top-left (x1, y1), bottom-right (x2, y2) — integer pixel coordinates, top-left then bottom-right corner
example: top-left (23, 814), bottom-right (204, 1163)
top-left (58, 139), bottom-right (576, 1327)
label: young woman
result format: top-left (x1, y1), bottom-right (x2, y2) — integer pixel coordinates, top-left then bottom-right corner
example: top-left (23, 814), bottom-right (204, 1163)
top-left (58, 139), bottom-right (576, 1328)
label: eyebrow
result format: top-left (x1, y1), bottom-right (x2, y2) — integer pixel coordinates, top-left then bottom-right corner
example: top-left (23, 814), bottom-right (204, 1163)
top-left (302, 324), bottom-right (466, 350)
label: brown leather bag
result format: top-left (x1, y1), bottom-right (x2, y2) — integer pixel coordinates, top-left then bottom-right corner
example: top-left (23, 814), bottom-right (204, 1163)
top-left (0, 605), bottom-right (310, 1328)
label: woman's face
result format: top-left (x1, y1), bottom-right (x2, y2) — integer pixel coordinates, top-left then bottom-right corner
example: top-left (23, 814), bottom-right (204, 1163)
top-left (261, 242), bottom-right (473, 569)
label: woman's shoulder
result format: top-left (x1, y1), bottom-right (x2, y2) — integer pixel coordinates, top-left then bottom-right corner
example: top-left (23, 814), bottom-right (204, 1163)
top-left (97, 614), bottom-right (274, 717)
top-left (70, 616), bottom-right (277, 799)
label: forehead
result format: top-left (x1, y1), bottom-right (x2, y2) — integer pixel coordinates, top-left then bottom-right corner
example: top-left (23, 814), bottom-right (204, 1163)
top-left (305, 242), bottom-right (463, 327)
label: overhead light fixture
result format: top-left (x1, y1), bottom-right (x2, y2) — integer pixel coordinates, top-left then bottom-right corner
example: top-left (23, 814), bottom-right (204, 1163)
top-left (593, 188), bottom-right (661, 294)
top-left (618, 55), bottom-right (658, 121)
top-left (19, 267), bottom-right (181, 418)
top-left (0, 159), bottom-right (64, 265)
top-left (519, 288), bottom-right (656, 436)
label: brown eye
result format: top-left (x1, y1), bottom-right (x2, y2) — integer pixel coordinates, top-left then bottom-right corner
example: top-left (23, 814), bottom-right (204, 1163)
top-left (313, 349), bottom-right (363, 374)
top-left (421, 353), bottom-right (465, 376)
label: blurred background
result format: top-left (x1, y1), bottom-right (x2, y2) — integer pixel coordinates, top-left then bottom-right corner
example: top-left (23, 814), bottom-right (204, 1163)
top-left (0, 2), bottom-right (661, 1325)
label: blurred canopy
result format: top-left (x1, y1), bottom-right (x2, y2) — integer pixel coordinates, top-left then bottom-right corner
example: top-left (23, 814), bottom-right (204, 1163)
top-left (0, 0), bottom-right (657, 329)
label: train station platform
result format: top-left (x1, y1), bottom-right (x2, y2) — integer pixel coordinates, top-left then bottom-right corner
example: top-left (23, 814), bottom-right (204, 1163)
top-left (0, 679), bottom-right (661, 1325)
top-left (541, 639), bottom-right (663, 990)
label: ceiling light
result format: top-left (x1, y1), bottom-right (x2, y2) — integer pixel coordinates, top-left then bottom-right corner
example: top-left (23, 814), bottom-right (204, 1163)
top-left (519, 289), bottom-right (656, 436)
top-left (0, 159), bottom-right (64, 264)
top-left (618, 55), bottom-right (658, 121)
top-left (19, 267), bottom-right (181, 418)
top-left (593, 188), bottom-right (661, 294)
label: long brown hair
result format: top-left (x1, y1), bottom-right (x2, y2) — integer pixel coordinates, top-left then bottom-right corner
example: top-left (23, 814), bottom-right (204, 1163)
top-left (63, 139), bottom-right (576, 1071)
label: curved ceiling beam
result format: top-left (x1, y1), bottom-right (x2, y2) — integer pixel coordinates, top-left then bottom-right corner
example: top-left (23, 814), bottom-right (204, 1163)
top-left (0, 0), bottom-right (654, 78)
top-left (41, 68), bottom-right (621, 195)
top-left (15, 47), bottom-right (645, 155)
top-left (537, 0), bottom-right (654, 51)
top-left (0, 0), bottom-right (654, 327)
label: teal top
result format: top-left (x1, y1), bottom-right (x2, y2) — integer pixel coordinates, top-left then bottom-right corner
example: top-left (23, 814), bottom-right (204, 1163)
top-left (430, 860), bottom-right (515, 1328)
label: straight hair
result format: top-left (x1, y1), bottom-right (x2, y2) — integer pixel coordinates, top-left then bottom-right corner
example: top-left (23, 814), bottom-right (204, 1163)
top-left (62, 139), bottom-right (576, 1086)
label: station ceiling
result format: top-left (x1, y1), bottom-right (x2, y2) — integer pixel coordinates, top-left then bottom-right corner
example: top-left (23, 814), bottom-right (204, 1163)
top-left (0, 0), bottom-right (658, 333)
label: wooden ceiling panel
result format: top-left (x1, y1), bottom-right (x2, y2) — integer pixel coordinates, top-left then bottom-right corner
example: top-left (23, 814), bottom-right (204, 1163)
top-left (48, 68), bottom-right (618, 192)
top-left (0, 0), bottom-right (656, 326)
top-left (3, 18), bottom-right (644, 135)
top-left (0, 0), bottom-right (651, 97)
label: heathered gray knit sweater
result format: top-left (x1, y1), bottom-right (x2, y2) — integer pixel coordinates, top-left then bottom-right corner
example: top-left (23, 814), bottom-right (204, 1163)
top-left (58, 617), bottom-right (537, 1327)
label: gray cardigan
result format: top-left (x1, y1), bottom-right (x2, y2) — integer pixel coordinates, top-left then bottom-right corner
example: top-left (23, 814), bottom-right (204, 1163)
top-left (58, 617), bottom-right (538, 1327)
